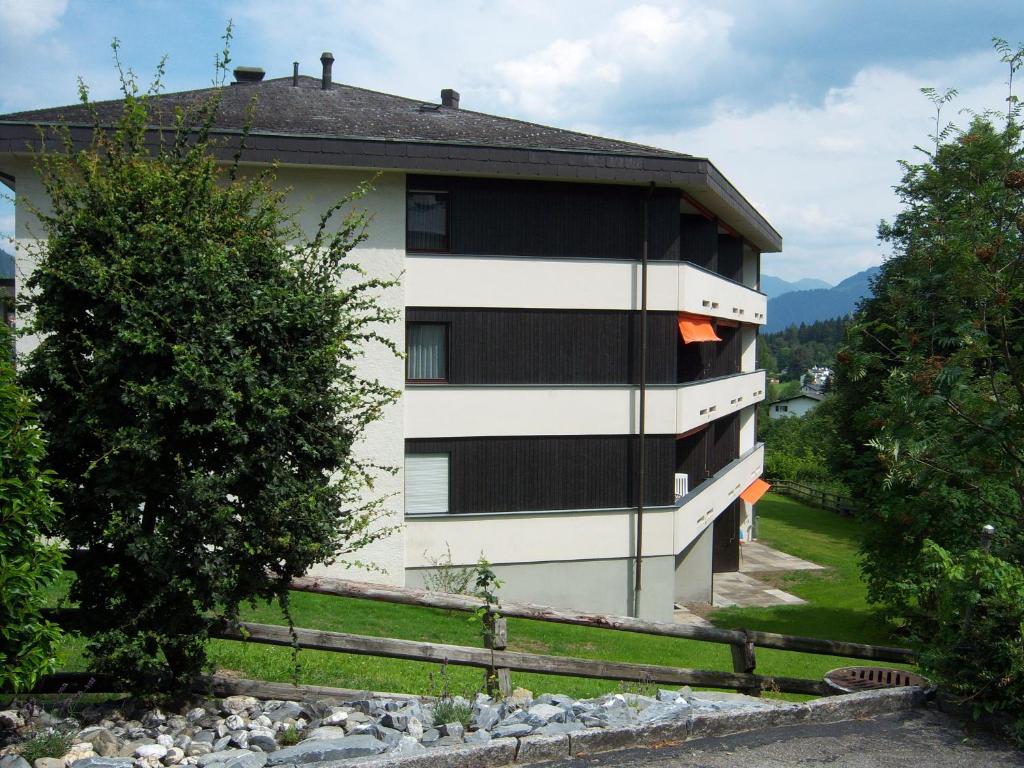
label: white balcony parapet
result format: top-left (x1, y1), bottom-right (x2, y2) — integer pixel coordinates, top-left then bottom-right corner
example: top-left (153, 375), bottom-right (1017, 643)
top-left (406, 254), bottom-right (767, 325)
top-left (673, 443), bottom-right (764, 555)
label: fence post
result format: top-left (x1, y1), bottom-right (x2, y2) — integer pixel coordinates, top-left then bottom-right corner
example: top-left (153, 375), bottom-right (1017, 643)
top-left (730, 630), bottom-right (759, 696)
top-left (484, 612), bottom-right (512, 698)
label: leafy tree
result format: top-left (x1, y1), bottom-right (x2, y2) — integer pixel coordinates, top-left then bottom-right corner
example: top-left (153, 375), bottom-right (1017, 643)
top-left (19, 42), bottom-right (399, 692)
top-left (832, 39), bottom-right (1024, 736)
top-left (0, 324), bottom-right (64, 692)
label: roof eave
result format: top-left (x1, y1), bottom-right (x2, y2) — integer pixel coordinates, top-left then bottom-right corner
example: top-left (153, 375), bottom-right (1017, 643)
top-left (0, 122), bottom-right (782, 253)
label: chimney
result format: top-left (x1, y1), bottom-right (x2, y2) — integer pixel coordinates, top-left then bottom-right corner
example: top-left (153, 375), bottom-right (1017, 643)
top-left (320, 51), bottom-right (334, 90)
top-left (232, 66), bottom-right (265, 84)
top-left (292, 61), bottom-right (299, 87)
top-left (441, 88), bottom-right (460, 109)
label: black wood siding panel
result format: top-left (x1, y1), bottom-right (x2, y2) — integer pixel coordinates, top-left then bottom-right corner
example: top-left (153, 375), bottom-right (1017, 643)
top-left (710, 412), bottom-right (740, 476)
top-left (675, 426), bottom-right (711, 485)
top-left (717, 234), bottom-right (744, 282)
top-left (676, 323), bottom-right (742, 383)
top-left (675, 411), bottom-right (740, 491)
top-left (407, 308), bottom-right (678, 385)
top-left (712, 500), bottom-right (741, 572)
top-left (407, 175), bottom-right (679, 261)
top-left (406, 435), bottom-right (676, 513)
top-left (680, 215), bottom-right (718, 269)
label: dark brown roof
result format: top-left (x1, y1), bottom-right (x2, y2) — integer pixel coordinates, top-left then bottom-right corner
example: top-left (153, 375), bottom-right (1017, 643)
top-left (0, 75), bottom-right (688, 158)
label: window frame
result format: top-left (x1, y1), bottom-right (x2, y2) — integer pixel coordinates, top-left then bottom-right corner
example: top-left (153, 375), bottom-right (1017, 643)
top-left (406, 189), bottom-right (451, 253)
top-left (404, 451), bottom-right (452, 516)
top-left (406, 321), bottom-right (450, 383)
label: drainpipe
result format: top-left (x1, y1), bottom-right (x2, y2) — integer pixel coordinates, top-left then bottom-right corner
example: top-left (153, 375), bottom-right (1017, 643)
top-left (634, 183), bottom-right (655, 602)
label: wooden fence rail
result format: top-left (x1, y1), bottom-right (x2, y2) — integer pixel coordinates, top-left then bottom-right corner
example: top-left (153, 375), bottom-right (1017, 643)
top-left (290, 576), bottom-right (914, 665)
top-left (44, 568), bottom-right (914, 700)
top-left (767, 479), bottom-right (858, 516)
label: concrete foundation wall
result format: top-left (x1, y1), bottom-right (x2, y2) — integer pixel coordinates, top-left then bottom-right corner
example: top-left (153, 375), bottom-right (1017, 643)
top-left (407, 554), bottom-right (676, 622)
top-left (674, 525), bottom-right (713, 604)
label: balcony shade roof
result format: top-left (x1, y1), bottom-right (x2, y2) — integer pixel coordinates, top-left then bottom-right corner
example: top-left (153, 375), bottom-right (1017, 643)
top-left (677, 312), bottom-right (722, 344)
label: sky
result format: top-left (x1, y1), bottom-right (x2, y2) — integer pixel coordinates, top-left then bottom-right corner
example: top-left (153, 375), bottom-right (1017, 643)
top-left (1, 0), bottom-right (1023, 283)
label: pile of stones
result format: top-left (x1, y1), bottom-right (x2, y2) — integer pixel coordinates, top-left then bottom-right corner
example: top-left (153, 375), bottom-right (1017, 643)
top-left (0, 687), bottom-right (781, 768)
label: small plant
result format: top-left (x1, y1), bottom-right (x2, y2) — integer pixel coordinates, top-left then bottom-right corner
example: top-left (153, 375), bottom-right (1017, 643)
top-left (421, 544), bottom-right (474, 596)
top-left (18, 729), bottom-right (75, 764)
top-left (428, 661), bottom-right (475, 729)
top-left (617, 675), bottom-right (657, 704)
top-left (278, 725), bottom-right (300, 746)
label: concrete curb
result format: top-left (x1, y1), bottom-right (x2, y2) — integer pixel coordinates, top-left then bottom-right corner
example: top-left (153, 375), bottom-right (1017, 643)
top-left (308, 687), bottom-right (926, 768)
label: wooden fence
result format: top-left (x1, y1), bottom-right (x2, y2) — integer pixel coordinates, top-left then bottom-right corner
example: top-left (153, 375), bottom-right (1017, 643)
top-left (768, 479), bottom-right (858, 516)
top-left (40, 574), bottom-right (914, 700)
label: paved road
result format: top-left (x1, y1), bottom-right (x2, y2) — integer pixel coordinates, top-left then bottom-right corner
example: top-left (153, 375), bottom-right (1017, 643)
top-left (536, 710), bottom-right (1023, 767)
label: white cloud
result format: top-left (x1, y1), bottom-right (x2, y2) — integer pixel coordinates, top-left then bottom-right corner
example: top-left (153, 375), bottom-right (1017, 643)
top-left (635, 52), bottom-right (1009, 282)
top-left (0, 0), bottom-right (68, 40)
top-left (491, 3), bottom-right (733, 121)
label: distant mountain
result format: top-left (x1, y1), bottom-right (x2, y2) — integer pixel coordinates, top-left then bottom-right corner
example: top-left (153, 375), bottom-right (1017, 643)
top-left (0, 249), bottom-right (13, 281)
top-left (765, 266), bottom-right (880, 332)
top-left (760, 274), bottom-right (832, 299)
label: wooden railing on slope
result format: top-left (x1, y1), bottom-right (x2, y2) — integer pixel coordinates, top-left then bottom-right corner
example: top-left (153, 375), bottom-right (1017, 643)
top-left (40, 573), bottom-right (914, 700)
top-left (768, 479), bottom-right (858, 516)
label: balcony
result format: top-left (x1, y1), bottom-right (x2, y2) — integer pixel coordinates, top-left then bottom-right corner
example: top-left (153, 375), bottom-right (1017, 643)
top-left (676, 370), bottom-right (765, 434)
top-left (405, 254), bottom-right (767, 324)
top-left (673, 443), bottom-right (764, 554)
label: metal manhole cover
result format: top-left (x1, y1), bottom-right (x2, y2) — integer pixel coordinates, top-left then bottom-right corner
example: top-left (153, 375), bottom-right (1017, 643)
top-left (824, 666), bottom-right (929, 693)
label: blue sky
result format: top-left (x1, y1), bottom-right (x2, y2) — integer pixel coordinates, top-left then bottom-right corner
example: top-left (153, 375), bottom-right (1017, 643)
top-left (2, 0), bottom-right (1022, 282)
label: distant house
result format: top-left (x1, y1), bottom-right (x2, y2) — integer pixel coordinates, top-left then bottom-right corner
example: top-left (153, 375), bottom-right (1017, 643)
top-left (768, 390), bottom-right (825, 419)
top-left (0, 249), bottom-right (13, 332)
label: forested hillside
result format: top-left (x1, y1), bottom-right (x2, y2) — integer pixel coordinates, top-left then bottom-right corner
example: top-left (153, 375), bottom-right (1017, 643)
top-left (759, 316), bottom-right (848, 380)
top-left (764, 267), bottom-right (878, 332)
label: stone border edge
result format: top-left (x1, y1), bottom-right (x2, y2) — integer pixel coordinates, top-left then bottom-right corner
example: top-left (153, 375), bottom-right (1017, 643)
top-left (305, 687), bottom-right (927, 768)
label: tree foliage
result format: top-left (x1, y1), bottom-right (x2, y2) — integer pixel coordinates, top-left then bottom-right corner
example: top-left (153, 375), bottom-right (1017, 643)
top-left (0, 325), bottom-right (64, 692)
top-left (20, 42), bottom-right (399, 692)
top-left (760, 316), bottom-right (849, 380)
top-left (832, 39), bottom-right (1024, 735)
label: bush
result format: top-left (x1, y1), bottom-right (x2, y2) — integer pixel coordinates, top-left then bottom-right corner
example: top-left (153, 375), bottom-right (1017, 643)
top-left (0, 325), bottom-right (64, 692)
top-left (20, 41), bottom-right (398, 692)
top-left (908, 542), bottom-right (1024, 743)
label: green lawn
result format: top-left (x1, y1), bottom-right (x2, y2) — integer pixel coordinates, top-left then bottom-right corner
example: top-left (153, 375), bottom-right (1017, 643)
top-left (50, 492), bottom-right (910, 699)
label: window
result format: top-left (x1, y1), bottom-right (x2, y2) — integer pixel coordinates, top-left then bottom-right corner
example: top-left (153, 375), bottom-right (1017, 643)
top-left (406, 453), bottom-right (450, 514)
top-left (407, 323), bottom-right (448, 381)
top-left (407, 191), bottom-right (449, 251)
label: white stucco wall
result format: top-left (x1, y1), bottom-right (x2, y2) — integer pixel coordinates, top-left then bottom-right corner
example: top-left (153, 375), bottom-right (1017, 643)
top-left (768, 396), bottom-right (821, 419)
top-left (5, 156), bottom-right (409, 584)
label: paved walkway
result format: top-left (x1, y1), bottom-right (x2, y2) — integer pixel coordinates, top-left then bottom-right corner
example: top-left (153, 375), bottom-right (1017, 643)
top-left (710, 540), bottom-right (825, 608)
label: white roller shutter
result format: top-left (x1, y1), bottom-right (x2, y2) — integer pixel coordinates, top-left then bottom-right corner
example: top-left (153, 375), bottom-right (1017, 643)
top-left (405, 453), bottom-right (450, 514)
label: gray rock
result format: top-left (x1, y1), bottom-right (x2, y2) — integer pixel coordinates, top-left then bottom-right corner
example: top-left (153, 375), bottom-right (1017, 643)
top-left (185, 711), bottom-right (206, 726)
top-left (264, 706), bottom-right (301, 725)
top-left (376, 726), bottom-right (403, 748)
top-left (491, 723), bottom-right (532, 739)
top-left (497, 710), bottom-right (527, 727)
top-left (69, 759), bottom-right (133, 768)
top-left (220, 699), bottom-right (259, 717)
top-left (265, 736), bottom-right (386, 766)
top-left (517, 734), bottom-right (569, 763)
top-left (437, 722), bottom-right (463, 739)
top-left (318, 712), bottom-right (346, 728)
top-left (637, 701), bottom-right (691, 723)
top-left (432, 735), bottom-right (465, 748)
top-left (526, 703), bottom-right (565, 726)
top-left (537, 721), bottom-right (584, 736)
top-left (135, 745), bottom-right (167, 760)
top-left (405, 717), bottom-right (423, 741)
top-left (191, 732), bottom-right (214, 745)
top-left (0, 710), bottom-right (25, 730)
top-left (0, 756), bottom-right (31, 768)
top-left (379, 713), bottom-right (407, 732)
top-left (33, 759), bottom-right (64, 768)
top-left (463, 730), bottom-right (491, 746)
top-left (389, 736), bottom-right (425, 756)
top-left (245, 729), bottom-right (276, 753)
top-left (419, 729), bottom-right (440, 746)
top-left (211, 737), bottom-right (231, 753)
top-left (78, 728), bottom-right (120, 757)
top-left (303, 726), bottom-right (347, 742)
top-left (227, 731), bottom-right (248, 750)
top-left (184, 744), bottom-right (211, 758)
top-left (474, 706), bottom-right (500, 731)
top-left (222, 717), bottom-right (245, 733)
top-left (657, 689), bottom-right (682, 703)
top-left (155, 736), bottom-right (174, 749)
top-left (161, 747), bottom-right (184, 766)
top-left (172, 737), bottom-right (191, 753)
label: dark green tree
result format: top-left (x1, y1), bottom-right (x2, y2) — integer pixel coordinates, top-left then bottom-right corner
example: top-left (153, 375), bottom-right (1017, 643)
top-left (832, 39), bottom-right (1024, 736)
top-left (0, 324), bottom-right (64, 692)
top-left (20, 42), bottom-right (399, 692)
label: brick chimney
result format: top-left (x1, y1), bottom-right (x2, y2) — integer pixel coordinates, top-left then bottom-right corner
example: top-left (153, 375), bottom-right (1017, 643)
top-left (441, 88), bottom-right (460, 109)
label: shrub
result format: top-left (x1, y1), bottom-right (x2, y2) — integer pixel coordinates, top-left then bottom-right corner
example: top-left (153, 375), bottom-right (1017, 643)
top-left (0, 324), bottom-right (64, 692)
top-left (19, 39), bottom-right (398, 692)
top-left (908, 542), bottom-right (1024, 743)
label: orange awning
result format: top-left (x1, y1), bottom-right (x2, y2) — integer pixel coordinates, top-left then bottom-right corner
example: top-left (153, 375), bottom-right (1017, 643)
top-left (677, 312), bottom-right (721, 344)
top-left (740, 478), bottom-right (772, 505)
